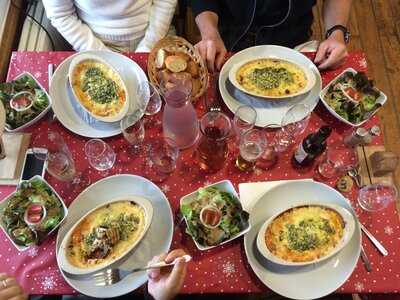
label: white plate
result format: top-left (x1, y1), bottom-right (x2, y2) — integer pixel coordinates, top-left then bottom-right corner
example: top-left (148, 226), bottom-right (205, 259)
top-left (56, 174), bottom-right (173, 298)
top-left (5, 72), bottom-right (52, 132)
top-left (180, 180), bottom-right (250, 251)
top-left (57, 195), bottom-right (153, 275)
top-left (256, 203), bottom-right (355, 266)
top-left (219, 45), bottom-right (321, 127)
top-left (228, 57), bottom-right (316, 99)
top-left (320, 68), bottom-right (387, 127)
top-left (50, 51), bottom-right (147, 138)
top-left (244, 181), bottom-right (361, 300)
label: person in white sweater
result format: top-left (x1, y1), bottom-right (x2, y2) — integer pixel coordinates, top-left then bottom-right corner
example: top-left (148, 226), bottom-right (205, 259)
top-left (42, 0), bottom-right (177, 52)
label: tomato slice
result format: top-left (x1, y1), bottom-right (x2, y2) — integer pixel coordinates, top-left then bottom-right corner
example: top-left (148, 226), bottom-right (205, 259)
top-left (28, 204), bottom-right (43, 215)
top-left (28, 214), bottom-right (42, 223)
top-left (345, 87), bottom-right (361, 101)
top-left (201, 207), bottom-right (222, 227)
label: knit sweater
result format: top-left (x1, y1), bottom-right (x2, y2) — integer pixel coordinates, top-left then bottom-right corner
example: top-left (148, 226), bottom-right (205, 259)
top-left (42, 0), bottom-right (177, 52)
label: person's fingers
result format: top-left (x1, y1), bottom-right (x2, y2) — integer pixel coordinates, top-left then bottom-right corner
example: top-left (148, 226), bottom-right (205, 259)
top-left (206, 41), bottom-right (217, 72)
top-left (166, 257), bottom-right (187, 293)
top-left (147, 253), bottom-right (168, 280)
top-left (195, 42), bottom-right (207, 62)
top-left (0, 286), bottom-right (23, 300)
top-left (3, 278), bottom-right (17, 288)
top-left (9, 294), bottom-right (28, 300)
top-left (318, 46), bottom-right (347, 70)
top-left (164, 249), bottom-right (187, 264)
top-left (314, 42), bottom-right (329, 64)
top-left (0, 274), bottom-right (8, 281)
top-left (215, 46), bottom-right (227, 71)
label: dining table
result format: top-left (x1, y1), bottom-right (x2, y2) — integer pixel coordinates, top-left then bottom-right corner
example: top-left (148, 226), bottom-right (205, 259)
top-left (0, 50), bottom-right (399, 297)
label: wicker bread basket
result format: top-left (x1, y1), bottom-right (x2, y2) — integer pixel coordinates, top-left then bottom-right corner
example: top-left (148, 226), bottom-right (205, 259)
top-left (147, 36), bottom-right (208, 100)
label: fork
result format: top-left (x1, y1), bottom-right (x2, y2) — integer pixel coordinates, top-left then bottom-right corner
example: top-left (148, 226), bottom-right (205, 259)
top-left (93, 255), bottom-right (192, 286)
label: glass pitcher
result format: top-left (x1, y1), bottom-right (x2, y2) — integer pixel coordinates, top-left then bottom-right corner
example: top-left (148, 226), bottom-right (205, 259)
top-left (162, 81), bottom-right (199, 149)
top-left (196, 111), bottom-right (231, 173)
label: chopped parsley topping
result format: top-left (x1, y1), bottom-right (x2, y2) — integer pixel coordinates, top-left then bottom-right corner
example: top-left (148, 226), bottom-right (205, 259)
top-left (247, 67), bottom-right (294, 90)
top-left (81, 67), bottom-right (119, 104)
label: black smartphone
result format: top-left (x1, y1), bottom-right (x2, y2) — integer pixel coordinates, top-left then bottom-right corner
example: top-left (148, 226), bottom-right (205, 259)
top-left (20, 149), bottom-right (47, 182)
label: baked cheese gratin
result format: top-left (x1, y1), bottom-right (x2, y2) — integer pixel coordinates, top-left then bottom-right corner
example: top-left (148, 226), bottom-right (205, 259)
top-left (236, 59), bottom-right (307, 97)
top-left (66, 201), bottom-right (145, 269)
top-left (71, 59), bottom-right (126, 117)
top-left (265, 205), bottom-right (345, 263)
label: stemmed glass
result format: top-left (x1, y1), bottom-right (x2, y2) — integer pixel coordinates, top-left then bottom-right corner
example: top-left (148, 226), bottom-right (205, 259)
top-left (233, 105), bottom-right (257, 139)
top-left (358, 184), bottom-right (398, 212)
top-left (32, 131), bottom-right (89, 186)
top-left (84, 139), bottom-right (116, 171)
top-left (236, 129), bottom-right (267, 171)
top-left (148, 138), bottom-right (179, 175)
top-left (318, 148), bottom-right (358, 179)
top-left (120, 109), bottom-right (145, 153)
top-left (137, 81), bottom-right (162, 116)
top-left (273, 103), bottom-right (311, 153)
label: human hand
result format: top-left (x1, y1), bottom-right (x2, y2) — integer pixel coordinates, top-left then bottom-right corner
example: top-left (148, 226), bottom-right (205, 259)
top-left (0, 274), bottom-right (27, 300)
top-left (195, 36), bottom-right (227, 73)
top-left (147, 249), bottom-right (188, 300)
top-left (314, 31), bottom-right (348, 70)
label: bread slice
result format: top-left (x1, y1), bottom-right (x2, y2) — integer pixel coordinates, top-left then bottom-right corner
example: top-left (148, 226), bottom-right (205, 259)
top-left (165, 55), bottom-right (188, 73)
top-left (186, 60), bottom-right (199, 77)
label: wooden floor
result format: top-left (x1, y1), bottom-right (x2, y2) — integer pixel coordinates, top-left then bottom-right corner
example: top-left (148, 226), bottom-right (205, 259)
top-left (311, 0), bottom-right (400, 212)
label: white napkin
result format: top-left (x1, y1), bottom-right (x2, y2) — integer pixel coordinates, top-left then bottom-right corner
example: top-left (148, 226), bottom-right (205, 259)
top-left (238, 179), bottom-right (314, 212)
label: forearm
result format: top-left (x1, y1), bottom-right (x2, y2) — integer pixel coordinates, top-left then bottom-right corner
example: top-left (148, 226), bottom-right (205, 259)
top-left (322, 0), bottom-right (352, 31)
top-left (195, 11), bottom-right (221, 40)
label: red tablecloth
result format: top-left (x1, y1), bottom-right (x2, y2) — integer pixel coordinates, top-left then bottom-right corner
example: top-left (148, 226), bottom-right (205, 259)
top-left (0, 51), bottom-right (399, 296)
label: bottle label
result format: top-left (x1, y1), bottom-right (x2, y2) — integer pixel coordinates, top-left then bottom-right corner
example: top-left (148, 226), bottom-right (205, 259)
top-left (294, 143), bottom-right (308, 163)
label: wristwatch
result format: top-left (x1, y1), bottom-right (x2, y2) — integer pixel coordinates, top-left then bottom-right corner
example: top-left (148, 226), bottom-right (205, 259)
top-left (325, 25), bottom-right (350, 43)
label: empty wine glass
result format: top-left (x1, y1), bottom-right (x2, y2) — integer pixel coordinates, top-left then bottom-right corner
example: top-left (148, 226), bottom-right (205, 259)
top-left (318, 148), bottom-right (358, 179)
top-left (85, 139), bottom-right (116, 171)
top-left (358, 184), bottom-right (398, 212)
top-left (32, 131), bottom-right (89, 186)
top-left (120, 109), bottom-right (145, 153)
top-left (137, 81), bottom-right (162, 116)
top-left (236, 129), bottom-right (266, 171)
top-left (273, 103), bottom-right (311, 153)
top-left (233, 105), bottom-right (257, 138)
top-left (148, 138), bottom-right (179, 175)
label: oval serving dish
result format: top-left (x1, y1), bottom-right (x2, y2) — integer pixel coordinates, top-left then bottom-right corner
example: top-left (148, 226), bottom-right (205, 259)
top-left (57, 195), bottom-right (153, 275)
top-left (256, 203), bottom-right (355, 266)
top-left (68, 53), bottom-right (129, 123)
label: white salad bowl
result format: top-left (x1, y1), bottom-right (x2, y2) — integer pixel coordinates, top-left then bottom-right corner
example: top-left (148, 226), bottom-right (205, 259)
top-left (68, 52), bottom-right (130, 123)
top-left (256, 203), bottom-right (356, 266)
top-left (228, 57), bottom-right (316, 100)
top-left (180, 180), bottom-right (251, 251)
top-left (57, 195), bottom-right (153, 275)
top-left (320, 68), bottom-right (387, 127)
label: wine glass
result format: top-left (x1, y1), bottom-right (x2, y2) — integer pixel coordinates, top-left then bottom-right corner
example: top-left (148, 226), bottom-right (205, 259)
top-left (233, 105), bottom-right (257, 138)
top-left (84, 139), bottom-right (116, 171)
top-left (318, 148), bottom-right (358, 179)
top-left (236, 129), bottom-right (267, 171)
top-left (273, 103), bottom-right (311, 153)
top-left (32, 131), bottom-right (89, 186)
top-left (137, 81), bottom-right (162, 116)
top-left (120, 109), bottom-right (145, 153)
top-left (148, 138), bottom-right (179, 175)
top-left (358, 184), bottom-right (398, 212)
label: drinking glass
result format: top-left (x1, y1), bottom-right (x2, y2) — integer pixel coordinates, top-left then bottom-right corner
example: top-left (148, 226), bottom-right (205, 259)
top-left (120, 109), bottom-right (145, 153)
top-left (273, 103), bottom-right (311, 153)
top-left (84, 139), bottom-right (116, 171)
top-left (233, 105), bottom-right (257, 138)
top-left (358, 184), bottom-right (398, 212)
top-left (137, 81), bottom-right (162, 116)
top-left (148, 138), bottom-right (179, 175)
top-left (318, 148), bottom-right (358, 179)
top-left (236, 129), bottom-right (267, 171)
top-left (32, 131), bottom-right (89, 186)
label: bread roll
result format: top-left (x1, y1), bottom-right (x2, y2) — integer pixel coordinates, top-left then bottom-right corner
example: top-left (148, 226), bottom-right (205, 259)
top-left (165, 55), bottom-right (187, 73)
top-left (174, 52), bottom-right (191, 62)
top-left (186, 60), bottom-right (199, 77)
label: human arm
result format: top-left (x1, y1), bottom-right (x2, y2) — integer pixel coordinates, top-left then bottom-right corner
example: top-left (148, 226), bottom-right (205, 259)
top-left (42, 0), bottom-right (108, 51)
top-left (314, 0), bottom-right (353, 70)
top-left (147, 249), bottom-right (188, 300)
top-left (0, 274), bottom-right (27, 300)
top-left (136, 0), bottom-right (177, 52)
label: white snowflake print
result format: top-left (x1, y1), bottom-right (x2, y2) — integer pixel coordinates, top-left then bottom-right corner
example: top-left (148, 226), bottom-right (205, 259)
top-left (27, 247), bottom-right (39, 257)
top-left (204, 181), bottom-right (212, 187)
top-left (254, 168), bottom-right (263, 176)
top-left (146, 157), bottom-right (154, 168)
top-left (384, 226), bottom-right (394, 235)
top-left (41, 276), bottom-right (57, 291)
top-left (34, 71), bottom-right (42, 79)
top-left (354, 282), bottom-right (364, 292)
top-left (161, 184), bottom-right (170, 193)
top-left (358, 58), bottom-right (367, 69)
top-left (222, 261), bottom-right (236, 277)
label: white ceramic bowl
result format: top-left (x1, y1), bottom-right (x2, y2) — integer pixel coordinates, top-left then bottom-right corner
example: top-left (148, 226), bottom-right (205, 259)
top-left (180, 180), bottom-right (250, 251)
top-left (0, 175), bottom-right (68, 251)
top-left (320, 68), bottom-right (387, 127)
top-left (256, 203), bottom-right (355, 266)
top-left (68, 53), bottom-right (129, 123)
top-left (57, 195), bottom-right (153, 275)
top-left (228, 57), bottom-right (316, 100)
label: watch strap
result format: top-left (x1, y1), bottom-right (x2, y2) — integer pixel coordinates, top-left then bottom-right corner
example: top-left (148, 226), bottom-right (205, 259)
top-left (325, 25), bottom-right (350, 43)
